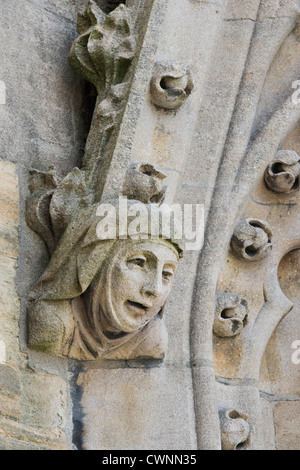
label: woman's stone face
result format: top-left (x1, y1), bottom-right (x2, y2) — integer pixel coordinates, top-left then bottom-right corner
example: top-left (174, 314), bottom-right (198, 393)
top-left (109, 240), bottom-right (179, 332)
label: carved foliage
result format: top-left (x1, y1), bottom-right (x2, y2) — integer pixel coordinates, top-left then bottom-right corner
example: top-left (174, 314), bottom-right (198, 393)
top-left (26, 168), bottom-right (93, 254)
top-left (69, 1), bottom-right (135, 94)
top-left (264, 150), bottom-right (300, 193)
top-left (122, 162), bottom-right (167, 205)
top-left (219, 409), bottom-right (250, 450)
top-left (231, 218), bottom-right (273, 262)
top-left (68, 0), bottom-right (136, 192)
top-left (27, 2), bottom-right (138, 254)
top-left (214, 293), bottom-right (249, 338)
top-left (97, 1), bottom-right (126, 15)
top-left (26, 168), bottom-right (59, 255)
top-left (150, 61), bottom-right (194, 110)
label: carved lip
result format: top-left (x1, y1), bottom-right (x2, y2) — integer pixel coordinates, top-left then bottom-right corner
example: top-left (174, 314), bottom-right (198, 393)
top-left (125, 300), bottom-right (152, 315)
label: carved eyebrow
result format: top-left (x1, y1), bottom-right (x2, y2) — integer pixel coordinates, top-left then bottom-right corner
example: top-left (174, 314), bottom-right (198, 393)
top-left (163, 263), bottom-right (177, 272)
top-left (127, 255), bottom-right (147, 265)
top-left (127, 254), bottom-right (147, 261)
top-left (124, 249), bottom-right (178, 265)
top-left (125, 250), bottom-right (158, 261)
top-left (164, 263), bottom-right (175, 269)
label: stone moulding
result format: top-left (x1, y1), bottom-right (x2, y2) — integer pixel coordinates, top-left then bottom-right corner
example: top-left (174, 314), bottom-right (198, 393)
top-left (190, 5), bottom-right (300, 449)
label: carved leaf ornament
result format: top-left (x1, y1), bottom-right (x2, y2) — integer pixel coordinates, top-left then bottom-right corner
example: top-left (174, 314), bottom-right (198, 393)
top-left (69, 1), bottom-right (135, 94)
top-left (264, 150), bottom-right (300, 193)
top-left (150, 61), bottom-right (194, 110)
top-left (27, 2), bottom-right (137, 254)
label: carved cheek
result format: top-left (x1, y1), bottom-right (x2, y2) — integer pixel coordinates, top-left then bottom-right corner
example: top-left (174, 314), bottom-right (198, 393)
top-left (117, 262), bottom-right (147, 297)
top-left (162, 280), bottom-right (174, 302)
top-left (150, 278), bottom-right (171, 309)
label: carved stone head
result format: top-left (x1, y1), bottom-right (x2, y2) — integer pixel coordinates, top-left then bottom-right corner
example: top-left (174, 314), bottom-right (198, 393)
top-left (87, 239), bottom-right (180, 335)
top-left (27, 200), bottom-right (183, 360)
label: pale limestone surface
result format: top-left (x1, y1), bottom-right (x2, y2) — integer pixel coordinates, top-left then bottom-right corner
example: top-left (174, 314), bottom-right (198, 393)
top-left (0, 160), bottom-right (23, 367)
top-left (0, 0), bottom-right (88, 177)
top-left (0, 159), bottom-right (70, 449)
top-left (0, 0), bottom-right (300, 451)
top-left (78, 366), bottom-right (197, 450)
top-left (274, 402), bottom-right (300, 450)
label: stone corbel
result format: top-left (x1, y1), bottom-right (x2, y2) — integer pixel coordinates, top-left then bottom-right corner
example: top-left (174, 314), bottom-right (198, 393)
top-left (26, 162), bottom-right (183, 360)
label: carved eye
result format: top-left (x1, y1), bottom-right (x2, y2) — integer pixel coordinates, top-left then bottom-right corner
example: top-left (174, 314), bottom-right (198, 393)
top-left (162, 268), bottom-right (174, 281)
top-left (128, 256), bottom-right (146, 268)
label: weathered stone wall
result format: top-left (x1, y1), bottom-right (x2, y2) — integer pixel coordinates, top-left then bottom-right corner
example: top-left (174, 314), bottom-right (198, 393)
top-left (0, 0), bottom-right (89, 450)
top-left (0, 0), bottom-right (299, 450)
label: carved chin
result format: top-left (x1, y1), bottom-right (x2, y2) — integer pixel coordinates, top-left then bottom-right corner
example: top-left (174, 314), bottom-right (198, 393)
top-left (122, 300), bottom-right (154, 331)
top-left (105, 300), bottom-right (159, 333)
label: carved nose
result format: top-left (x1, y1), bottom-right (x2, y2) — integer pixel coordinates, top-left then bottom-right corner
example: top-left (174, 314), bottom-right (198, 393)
top-left (141, 277), bottom-right (162, 299)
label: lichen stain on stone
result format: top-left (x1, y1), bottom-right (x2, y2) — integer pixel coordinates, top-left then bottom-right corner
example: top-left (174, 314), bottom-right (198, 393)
top-left (213, 334), bottom-right (244, 379)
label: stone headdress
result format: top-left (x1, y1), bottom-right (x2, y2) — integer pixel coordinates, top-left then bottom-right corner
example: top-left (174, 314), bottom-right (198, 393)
top-left (28, 199), bottom-right (184, 302)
